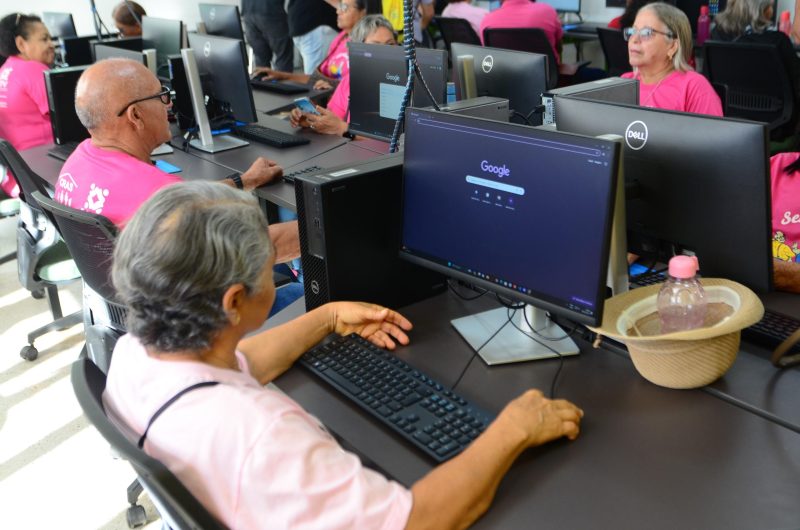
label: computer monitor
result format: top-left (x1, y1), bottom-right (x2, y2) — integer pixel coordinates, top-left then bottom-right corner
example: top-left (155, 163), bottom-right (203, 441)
top-left (90, 37), bottom-right (143, 61)
top-left (451, 43), bottom-right (548, 125)
top-left (42, 12), bottom-right (77, 38)
top-left (93, 43), bottom-right (145, 64)
top-left (198, 3), bottom-right (245, 41)
top-left (538, 0), bottom-right (581, 13)
top-left (44, 66), bottom-right (90, 145)
top-left (348, 43), bottom-right (448, 141)
top-left (142, 16), bottom-right (185, 73)
top-left (554, 96), bottom-right (773, 292)
top-left (186, 33), bottom-right (257, 124)
top-left (400, 107), bottom-right (622, 364)
top-left (61, 34), bottom-right (115, 66)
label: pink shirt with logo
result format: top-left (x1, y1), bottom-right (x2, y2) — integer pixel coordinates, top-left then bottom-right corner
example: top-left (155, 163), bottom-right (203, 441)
top-left (479, 0), bottom-right (563, 63)
top-left (54, 139), bottom-right (181, 226)
top-left (319, 31), bottom-right (350, 80)
top-left (327, 72), bottom-right (350, 121)
top-left (0, 55), bottom-right (54, 197)
top-left (769, 152), bottom-right (800, 263)
top-left (442, 1), bottom-right (489, 36)
top-left (622, 70), bottom-right (723, 116)
top-left (103, 334), bottom-right (414, 530)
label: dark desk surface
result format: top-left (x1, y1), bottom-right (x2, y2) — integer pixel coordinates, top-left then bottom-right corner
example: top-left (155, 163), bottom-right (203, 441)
top-left (271, 292), bottom-right (800, 529)
top-left (251, 86), bottom-right (332, 115)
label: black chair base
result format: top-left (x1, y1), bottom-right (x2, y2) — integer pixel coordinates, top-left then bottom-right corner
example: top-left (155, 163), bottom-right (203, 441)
top-left (23, 309), bottom-right (82, 361)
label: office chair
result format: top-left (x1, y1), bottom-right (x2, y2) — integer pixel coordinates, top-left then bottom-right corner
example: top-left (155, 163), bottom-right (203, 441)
top-left (435, 16), bottom-right (481, 51)
top-left (71, 355), bottom-right (227, 530)
top-left (483, 27), bottom-right (590, 89)
top-left (33, 191), bottom-right (125, 374)
top-left (596, 27), bottom-right (631, 77)
top-left (0, 139), bottom-right (82, 361)
top-left (702, 40), bottom-right (798, 142)
top-left (0, 186), bottom-right (20, 265)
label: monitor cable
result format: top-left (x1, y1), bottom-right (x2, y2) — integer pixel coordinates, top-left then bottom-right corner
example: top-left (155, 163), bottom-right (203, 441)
top-left (447, 279), bottom-right (489, 302)
top-left (449, 310), bottom-right (514, 391)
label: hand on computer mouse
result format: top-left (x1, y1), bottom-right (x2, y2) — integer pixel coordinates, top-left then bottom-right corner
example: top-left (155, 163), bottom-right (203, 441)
top-left (498, 389), bottom-right (583, 446)
top-left (242, 157), bottom-right (283, 189)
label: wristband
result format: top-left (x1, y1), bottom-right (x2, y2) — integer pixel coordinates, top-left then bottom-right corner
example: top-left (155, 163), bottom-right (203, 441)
top-left (230, 173), bottom-right (244, 189)
top-left (342, 129), bottom-right (356, 140)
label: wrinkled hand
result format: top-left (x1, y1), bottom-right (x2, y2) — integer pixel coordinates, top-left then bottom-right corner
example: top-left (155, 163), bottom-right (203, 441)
top-left (499, 390), bottom-right (583, 447)
top-left (289, 107), bottom-right (311, 129)
top-left (252, 67), bottom-right (290, 81)
top-left (328, 301), bottom-right (413, 350)
top-left (241, 157), bottom-right (283, 189)
top-left (298, 105), bottom-right (348, 136)
top-left (313, 79), bottom-right (333, 90)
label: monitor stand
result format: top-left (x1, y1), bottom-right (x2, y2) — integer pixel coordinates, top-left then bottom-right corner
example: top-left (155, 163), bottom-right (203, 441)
top-left (451, 305), bottom-right (579, 365)
top-left (180, 48), bottom-right (248, 153)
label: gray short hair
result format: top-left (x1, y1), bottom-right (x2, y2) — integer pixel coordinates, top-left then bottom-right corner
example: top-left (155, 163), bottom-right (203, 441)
top-left (350, 14), bottom-right (396, 43)
top-left (75, 58), bottom-right (151, 130)
top-left (639, 2), bottom-right (693, 72)
top-left (112, 181), bottom-right (273, 352)
top-left (714, 0), bottom-right (774, 36)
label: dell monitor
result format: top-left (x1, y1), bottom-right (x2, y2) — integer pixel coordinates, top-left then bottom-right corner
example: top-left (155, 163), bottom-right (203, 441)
top-left (348, 43), bottom-right (448, 141)
top-left (400, 107), bottom-right (622, 364)
top-left (199, 3), bottom-right (245, 41)
top-left (93, 43), bottom-right (145, 64)
top-left (554, 96), bottom-right (773, 292)
top-left (42, 12), bottom-right (77, 38)
top-left (90, 36), bottom-right (143, 61)
top-left (451, 43), bottom-right (548, 125)
top-left (142, 16), bottom-right (185, 74)
top-left (61, 34), bottom-right (114, 66)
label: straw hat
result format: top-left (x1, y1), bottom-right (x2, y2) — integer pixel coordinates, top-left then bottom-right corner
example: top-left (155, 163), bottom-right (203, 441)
top-left (588, 278), bottom-right (764, 389)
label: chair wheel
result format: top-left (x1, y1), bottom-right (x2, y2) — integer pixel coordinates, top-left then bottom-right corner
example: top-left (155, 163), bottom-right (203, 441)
top-left (31, 289), bottom-right (45, 300)
top-left (20, 345), bottom-right (38, 361)
top-left (126, 504), bottom-right (147, 528)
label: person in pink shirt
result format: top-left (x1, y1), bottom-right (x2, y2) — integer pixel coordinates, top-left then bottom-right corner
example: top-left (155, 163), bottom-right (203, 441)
top-left (621, 2), bottom-right (722, 116)
top-left (253, 0), bottom-right (367, 90)
top-left (769, 151), bottom-right (800, 293)
top-left (442, 0), bottom-right (489, 36)
top-left (105, 180), bottom-right (584, 530)
top-left (479, 0), bottom-right (563, 63)
top-left (291, 15), bottom-right (397, 136)
top-left (0, 13), bottom-right (56, 198)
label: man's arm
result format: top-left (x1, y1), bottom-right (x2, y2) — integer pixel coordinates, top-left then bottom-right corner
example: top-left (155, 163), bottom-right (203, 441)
top-left (773, 258), bottom-right (800, 294)
top-left (269, 220), bottom-right (300, 263)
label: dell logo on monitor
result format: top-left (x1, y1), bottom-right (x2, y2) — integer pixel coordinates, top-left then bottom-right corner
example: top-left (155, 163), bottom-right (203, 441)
top-left (481, 55), bottom-right (494, 73)
top-left (203, 41), bottom-right (212, 57)
top-left (625, 120), bottom-right (648, 150)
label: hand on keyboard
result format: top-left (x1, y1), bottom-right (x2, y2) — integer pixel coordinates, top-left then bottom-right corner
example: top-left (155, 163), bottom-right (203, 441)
top-left (329, 301), bottom-right (413, 350)
top-left (242, 157), bottom-right (283, 189)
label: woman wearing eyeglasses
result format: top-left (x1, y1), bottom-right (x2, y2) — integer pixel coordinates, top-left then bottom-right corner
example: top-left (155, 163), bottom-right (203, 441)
top-left (253, 0), bottom-right (368, 90)
top-left (621, 3), bottom-right (722, 116)
top-left (0, 13), bottom-right (55, 198)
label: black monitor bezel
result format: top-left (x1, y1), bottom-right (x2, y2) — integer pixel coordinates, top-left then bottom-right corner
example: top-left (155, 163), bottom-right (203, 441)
top-left (198, 3), bottom-right (245, 41)
top-left (42, 12), bottom-right (77, 39)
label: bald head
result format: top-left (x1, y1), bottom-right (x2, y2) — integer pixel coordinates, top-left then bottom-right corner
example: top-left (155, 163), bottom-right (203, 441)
top-left (75, 58), bottom-right (156, 132)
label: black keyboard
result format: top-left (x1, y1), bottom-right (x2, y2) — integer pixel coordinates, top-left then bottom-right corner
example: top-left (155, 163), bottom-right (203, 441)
top-left (283, 165), bottom-right (323, 183)
top-left (47, 141), bottom-right (81, 161)
top-left (630, 270), bottom-right (667, 287)
top-left (300, 333), bottom-right (494, 463)
top-left (250, 78), bottom-right (309, 94)
top-left (232, 124), bottom-right (310, 148)
top-left (742, 309), bottom-right (800, 354)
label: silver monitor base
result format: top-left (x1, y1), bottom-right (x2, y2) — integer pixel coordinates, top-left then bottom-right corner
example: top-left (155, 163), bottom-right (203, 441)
top-left (189, 134), bottom-right (249, 153)
top-left (451, 306), bottom-right (579, 365)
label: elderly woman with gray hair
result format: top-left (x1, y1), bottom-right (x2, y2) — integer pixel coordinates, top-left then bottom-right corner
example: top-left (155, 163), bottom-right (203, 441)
top-left (104, 180), bottom-right (584, 529)
top-left (621, 2), bottom-right (722, 115)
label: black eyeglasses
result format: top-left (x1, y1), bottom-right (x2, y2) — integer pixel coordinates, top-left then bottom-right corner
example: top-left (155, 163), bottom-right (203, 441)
top-left (622, 26), bottom-right (674, 41)
top-left (116, 86), bottom-right (174, 117)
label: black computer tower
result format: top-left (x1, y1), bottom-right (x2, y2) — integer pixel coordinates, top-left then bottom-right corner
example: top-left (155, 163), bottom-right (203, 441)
top-left (44, 66), bottom-right (90, 145)
top-left (295, 153), bottom-right (446, 312)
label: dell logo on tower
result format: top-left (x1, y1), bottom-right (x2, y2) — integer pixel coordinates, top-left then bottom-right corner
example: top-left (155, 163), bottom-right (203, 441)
top-left (209, 8), bottom-right (216, 20)
top-left (203, 41), bottom-right (212, 57)
top-left (625, 120), bottom-right (648, 150)
top-left (310, 280), bottom-right (320, 295)
top-left (481, 55), bottom-right (494, 73)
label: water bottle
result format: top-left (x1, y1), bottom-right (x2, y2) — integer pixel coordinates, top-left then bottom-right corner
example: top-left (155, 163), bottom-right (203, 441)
top-left (446, 82), bottom-right (456, 104)
top-left (697, 6), bottom-right (711, 46)
top-left (657, 256), bottom-right (708, 333)
top-left (709, 0), bottom-right (719, 16)
top-left (779, 10), bottom-right (792, 37)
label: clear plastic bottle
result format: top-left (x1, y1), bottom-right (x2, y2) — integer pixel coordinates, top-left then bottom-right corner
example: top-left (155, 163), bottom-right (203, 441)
top-left (657, 256), bottom-right (708, 333)
top-left (779, 10), bottom-right (792, 37)
top-left (697, 6), bottom-right (711, 46)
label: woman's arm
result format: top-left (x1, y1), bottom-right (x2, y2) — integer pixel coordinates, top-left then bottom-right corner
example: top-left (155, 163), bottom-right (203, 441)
top-left (774, 258), bottom-right (800, 294)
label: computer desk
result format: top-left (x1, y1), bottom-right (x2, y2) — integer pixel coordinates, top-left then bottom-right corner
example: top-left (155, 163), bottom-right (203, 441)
top-left (266, 292), bottom-right (800, 529)
top-left (251, 86), bottom-right (332, 115)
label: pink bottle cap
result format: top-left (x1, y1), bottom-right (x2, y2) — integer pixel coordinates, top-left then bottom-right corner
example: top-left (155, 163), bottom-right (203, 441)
top-left (781, 10), bottom-right (791, 20)
top-left (700, 5), bottom-right (709, 14)
top-left (668, 255), bottom-right (700, 279)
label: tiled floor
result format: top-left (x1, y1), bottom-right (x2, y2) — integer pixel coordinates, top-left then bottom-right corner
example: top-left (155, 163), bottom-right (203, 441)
top-left (0, 214), bottom-right (159, 529)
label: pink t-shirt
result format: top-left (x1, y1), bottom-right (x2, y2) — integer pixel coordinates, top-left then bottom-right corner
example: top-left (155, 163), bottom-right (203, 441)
top-left (442, 1), bottom-right (489, 36)
top-left (103, 334), bottom-right (414, 530)
top-left (769, 152), bottom-right (800, 263)
top-left (54, 139), bottom-right (181, 226)
top-left (622, 70), bottom-right (723, 116)
top-left (319, 31), bottom-right (350, 80)
top-left (327, 72), bottom-right (350, 121)
top-left (479, 0), bottom-right (563, 63)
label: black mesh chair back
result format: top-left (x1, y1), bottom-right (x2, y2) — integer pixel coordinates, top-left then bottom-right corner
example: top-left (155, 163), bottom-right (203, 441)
top-left (0, 139), bottom-right (52, 216)
top-left (435, 16), bottom-right (481, 51)
top-left (483, 27), bottom-right (558, 88)
top-left (71, 356), bottom-right (228, 530)
top-left (597, 27), bottom-right (631, 77)
top-left (702, 40), bottom-right (796, 140)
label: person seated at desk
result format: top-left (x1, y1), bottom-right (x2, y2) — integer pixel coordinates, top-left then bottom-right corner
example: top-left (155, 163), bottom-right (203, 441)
top-left (609, 0), bottom-right (659, 30)
top-left (253, 0), bottom-right (367, 91)
top-left (621, 2), bottom-right (722, 116)
top-left (478, 0), bottom-right (563, 63)
top-left (769, 150), bottom-right (800, 293)
top-left (289, 15), bottom-right (397, 137)
top-left (0, 13), bottom-right (55, 198)
top-left (104, 180), bottom-right (584, 530)
top-left (442, 0), bottom-right (489, 36)
top-left (112, 1), bottom-right (145, 38)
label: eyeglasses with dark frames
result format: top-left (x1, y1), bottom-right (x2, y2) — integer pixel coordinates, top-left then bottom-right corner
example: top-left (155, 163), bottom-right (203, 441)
top-left (623, 26), bottom-right (675, 41)
top-left (116, 86), bottom-right (174, 117)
